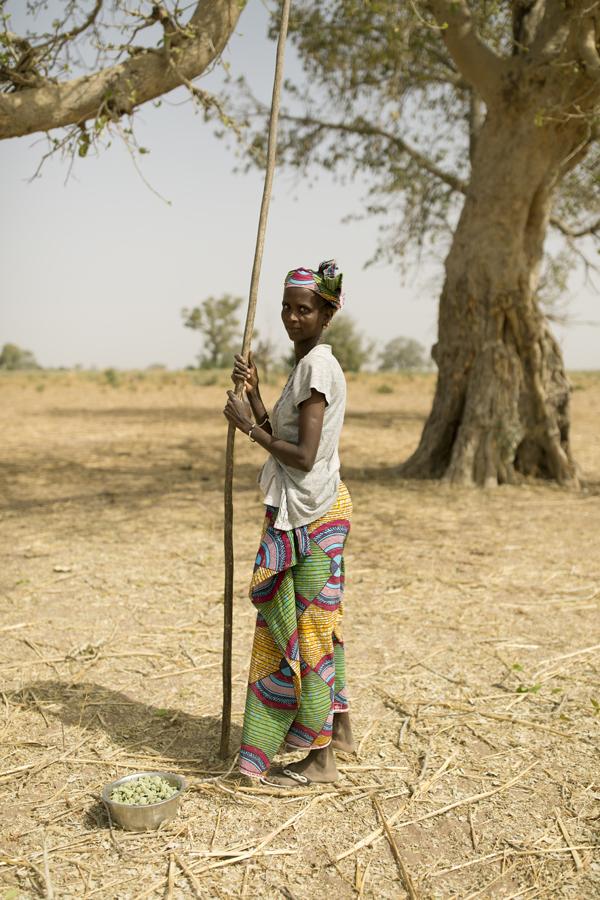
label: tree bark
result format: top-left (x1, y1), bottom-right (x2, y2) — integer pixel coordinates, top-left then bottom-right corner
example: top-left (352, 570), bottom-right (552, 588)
top-left (0, 0), bottom-right (244, 141)
top-left (398, 103), bottom-right (585, 488)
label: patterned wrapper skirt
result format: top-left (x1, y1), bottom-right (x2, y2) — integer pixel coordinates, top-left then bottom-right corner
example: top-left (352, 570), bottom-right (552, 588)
top-left (239, 482), bottom-right (353, 779)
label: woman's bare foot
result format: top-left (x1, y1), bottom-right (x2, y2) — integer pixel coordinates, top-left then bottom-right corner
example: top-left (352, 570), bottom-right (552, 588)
top-left (331, 711), bottom-right (356, 753)
top-left (280, 713), bottom-right (356, 755)
top-left (264, 745), bottom-right (339, 786)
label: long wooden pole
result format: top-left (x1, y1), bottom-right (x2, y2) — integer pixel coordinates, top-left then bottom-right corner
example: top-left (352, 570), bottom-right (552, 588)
top-left (220, 0), bottom-right (292, 759)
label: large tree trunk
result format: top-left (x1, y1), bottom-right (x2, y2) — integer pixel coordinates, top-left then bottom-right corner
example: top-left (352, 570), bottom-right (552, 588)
top-left (399, 105), bottom-right (583, 488)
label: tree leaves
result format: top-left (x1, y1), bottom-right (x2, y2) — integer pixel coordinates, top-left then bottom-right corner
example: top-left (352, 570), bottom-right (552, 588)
top-left (228, 0), bottom-right (600, 276)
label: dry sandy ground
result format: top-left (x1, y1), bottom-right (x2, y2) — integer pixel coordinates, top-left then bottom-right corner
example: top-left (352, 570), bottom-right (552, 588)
top-left (1, 368), bottom-right (600, 900)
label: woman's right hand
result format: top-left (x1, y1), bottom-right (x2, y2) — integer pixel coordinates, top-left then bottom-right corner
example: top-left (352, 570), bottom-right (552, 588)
top-left (231, 350), bottom-right (259, 395)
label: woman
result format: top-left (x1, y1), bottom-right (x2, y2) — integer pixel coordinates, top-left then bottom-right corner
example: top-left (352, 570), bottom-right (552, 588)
top-left (223, 260), bottom-right (355, 787)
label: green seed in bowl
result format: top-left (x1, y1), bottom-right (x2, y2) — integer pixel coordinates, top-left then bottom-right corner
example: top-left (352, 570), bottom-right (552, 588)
top-left (110, 775), bottom-right (179, 805)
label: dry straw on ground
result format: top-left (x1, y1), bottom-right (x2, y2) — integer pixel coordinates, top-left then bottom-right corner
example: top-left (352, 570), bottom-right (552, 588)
top-left (1, 367), bottom-right (600, 900)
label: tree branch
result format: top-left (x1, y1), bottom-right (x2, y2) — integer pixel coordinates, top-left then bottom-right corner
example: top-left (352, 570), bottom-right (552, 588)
top-left (0, 0), bottom-right (244, 141)
top-left (425, 0), bottom-right (512, 104)
top-left (578, 15), bottom-right (600, 76)
top-left (513, 0), bottom-right (547, 55)
top-left (279, 113), bottom-right (470, 195)
top-left (37, 0), bottom-right (104, 51)
top-left (549, 212), bottom-right (600, 239)
top-left (549, 212), bottom-right (600, 279)
top-left (167, 58), bottom-right (264, 164)
top-left (524, 0), bottom-right (573, 64)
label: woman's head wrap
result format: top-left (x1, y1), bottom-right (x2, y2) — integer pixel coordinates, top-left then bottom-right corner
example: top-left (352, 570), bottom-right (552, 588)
top-left (284, 259), bottom-right (344, 311)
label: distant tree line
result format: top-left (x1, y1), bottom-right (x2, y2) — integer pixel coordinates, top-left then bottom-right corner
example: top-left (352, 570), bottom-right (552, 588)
top-left (183, 295), bottom-right (432, 374)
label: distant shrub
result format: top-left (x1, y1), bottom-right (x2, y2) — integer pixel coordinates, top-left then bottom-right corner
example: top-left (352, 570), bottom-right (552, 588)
top-left (0, 343), bottom-right (41, 370)
top-left (182, 295), bottom-right (243, 369)
top-left (326, 315), bottom-right (373, 372)
top-left (283, 315), bottom-right (372, 373)
top-left (378, 336), bottom-right (431, 371)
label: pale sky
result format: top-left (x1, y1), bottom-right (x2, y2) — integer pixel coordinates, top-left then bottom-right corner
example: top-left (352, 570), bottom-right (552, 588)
top-left (1, 1), bottom-right (598, 370)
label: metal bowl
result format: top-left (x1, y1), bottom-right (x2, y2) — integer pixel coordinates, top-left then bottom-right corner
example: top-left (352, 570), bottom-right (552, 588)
top-left (102, 771), bottom-right (186, 832)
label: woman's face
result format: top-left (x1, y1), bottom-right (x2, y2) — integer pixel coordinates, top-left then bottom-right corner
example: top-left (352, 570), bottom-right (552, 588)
top-left (281, 286), bottom-right (332, 342)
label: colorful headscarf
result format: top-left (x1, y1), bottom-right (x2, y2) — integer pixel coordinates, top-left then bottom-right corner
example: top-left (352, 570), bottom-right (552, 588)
top-left (284, 259), bottom-right (345, 311)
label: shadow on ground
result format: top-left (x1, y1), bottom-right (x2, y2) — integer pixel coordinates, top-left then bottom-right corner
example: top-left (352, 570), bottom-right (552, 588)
top-left (11, 681), bottom-right (241, 766)
top-left (45, 407), bottom-right (220, 422)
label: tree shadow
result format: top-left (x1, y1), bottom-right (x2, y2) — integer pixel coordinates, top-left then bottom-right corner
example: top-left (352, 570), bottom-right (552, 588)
top-left (46, 407), bottom-right (220, 423)
top-left (0, 443), bottom-right (260, 514)
top-left (341, 462), bottom-right (408, 485)
top-left (10, 680), bottom-right (241, 769)
top-left (344, 409), bottom-right (428, 425)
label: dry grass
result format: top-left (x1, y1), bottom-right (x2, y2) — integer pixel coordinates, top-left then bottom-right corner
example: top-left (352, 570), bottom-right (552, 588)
top-left (1, 367), bottom-right (600, 900)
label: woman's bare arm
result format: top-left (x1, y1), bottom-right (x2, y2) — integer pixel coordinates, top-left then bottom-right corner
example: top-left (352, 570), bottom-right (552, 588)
top-left (224, 388), bottom-right (325, 473)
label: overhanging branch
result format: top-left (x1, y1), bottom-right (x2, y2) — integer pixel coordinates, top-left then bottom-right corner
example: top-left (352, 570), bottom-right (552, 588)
top-left (279, 113), bottom-right (470, 195)
top-left (0, 0), bottom-right (244, 141)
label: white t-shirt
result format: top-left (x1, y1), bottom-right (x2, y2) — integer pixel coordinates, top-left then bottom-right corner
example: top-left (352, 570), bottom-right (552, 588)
top-left (258, 343), bottom-right (346, 529)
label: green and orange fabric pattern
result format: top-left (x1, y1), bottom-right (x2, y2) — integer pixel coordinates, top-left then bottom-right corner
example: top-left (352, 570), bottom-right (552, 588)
top-left (239, 483), bottom-right (352, 778)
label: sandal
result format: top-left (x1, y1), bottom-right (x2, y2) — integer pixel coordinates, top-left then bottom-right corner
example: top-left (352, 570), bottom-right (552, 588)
top-left (263, 767), bottom-right (313, 787)
top-left (281, 767), bottom-right (312, 785)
